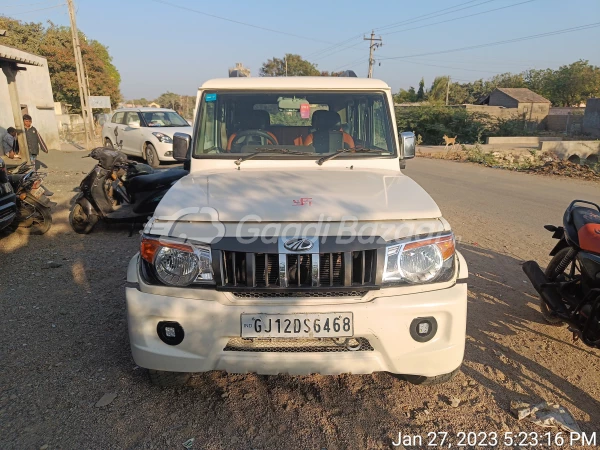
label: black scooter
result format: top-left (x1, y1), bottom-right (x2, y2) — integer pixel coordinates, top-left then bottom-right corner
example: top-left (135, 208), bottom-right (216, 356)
top-left (69, 140), bottom-right (187, 234)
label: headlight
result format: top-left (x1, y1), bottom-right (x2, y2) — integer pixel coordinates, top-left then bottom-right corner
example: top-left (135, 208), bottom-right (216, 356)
top-left (140, 236), bottom-right (213, 286)
top-left (383, 234), bottom-right (455, 285)
top-left (152, 132), bottom-right (173, 143)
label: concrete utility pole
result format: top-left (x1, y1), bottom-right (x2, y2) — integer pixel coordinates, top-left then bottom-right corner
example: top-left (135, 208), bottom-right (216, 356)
top-left (446, 76), bottom-right (451, 106)
top-left (364, 30), bottom-right (382, 78)
top-left (67, 0), bottom-right (93, 149)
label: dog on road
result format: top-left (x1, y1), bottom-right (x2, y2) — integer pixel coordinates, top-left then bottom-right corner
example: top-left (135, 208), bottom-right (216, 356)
top-left (443, 135), bottom-right (458, 149)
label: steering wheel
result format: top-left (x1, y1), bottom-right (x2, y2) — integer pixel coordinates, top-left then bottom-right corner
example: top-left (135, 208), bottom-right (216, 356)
top-left (229, 129), bottom-right (277, 153)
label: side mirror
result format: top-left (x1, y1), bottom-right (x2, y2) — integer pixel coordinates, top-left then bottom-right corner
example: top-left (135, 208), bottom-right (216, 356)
top-left (128, 122), bottom-right (141, 129)
top-left (173, 132), bottom-right (191, 161)
top-left (399, 131), bottom-right (416, 159)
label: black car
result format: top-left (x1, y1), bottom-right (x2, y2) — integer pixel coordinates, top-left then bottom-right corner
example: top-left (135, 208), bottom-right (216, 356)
top-left (0, 159), bottom-right (17, 232)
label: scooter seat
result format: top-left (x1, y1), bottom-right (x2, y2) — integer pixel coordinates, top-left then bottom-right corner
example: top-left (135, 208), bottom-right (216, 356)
top-left (126, 168), bottom-right (187, 195)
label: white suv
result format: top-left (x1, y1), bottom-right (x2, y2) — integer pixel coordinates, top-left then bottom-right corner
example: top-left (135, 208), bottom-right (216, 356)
top-left (102, 108), bottom-right (192, 168)
top-left (125, 76), bottom-right (468, 387)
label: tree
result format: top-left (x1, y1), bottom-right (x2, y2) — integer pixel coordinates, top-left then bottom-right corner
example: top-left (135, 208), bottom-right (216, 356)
top-left (394, 87), bottom-right (417, 103)
top-left (546, 60), bottom-right (600, 106)
top-left (416, 78), bottom-right (426, 101)
top-left (260, 54), bottom-right (321, 77)
top-left (0, 17), bottom-right (122, 111)
top-left (428, 76), bottom-right (450, 103)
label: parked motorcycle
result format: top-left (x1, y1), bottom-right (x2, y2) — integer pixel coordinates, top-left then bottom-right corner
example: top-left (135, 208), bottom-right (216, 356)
top-left (523, 200), bottom-right (600, 349)
top-left (8, 164), bottom-right (56, 235)
top-left (69, 147), bottom-right (187, 234)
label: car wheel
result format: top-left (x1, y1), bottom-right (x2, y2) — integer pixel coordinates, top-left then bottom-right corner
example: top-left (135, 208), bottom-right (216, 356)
top-left (148, 369), bottom-right (191, 387)
top-left (389, 366), bottom-right (461, 385)
top-left (104, 138), bottom-right (113, 148)
top-left (145, 143), bottom-right (160, 168)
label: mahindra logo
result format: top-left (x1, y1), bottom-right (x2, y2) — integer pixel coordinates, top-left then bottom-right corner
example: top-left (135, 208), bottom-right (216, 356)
top-left (284, 238), bottom-right (314, 252)
top-left (595, 229), bottom-right (600, 235)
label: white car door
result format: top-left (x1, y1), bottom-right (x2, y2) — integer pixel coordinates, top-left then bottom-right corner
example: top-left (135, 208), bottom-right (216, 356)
top-left (105, 111), bottom-right (124, 147)
top-left (121, 112), bottom-right (144, 156)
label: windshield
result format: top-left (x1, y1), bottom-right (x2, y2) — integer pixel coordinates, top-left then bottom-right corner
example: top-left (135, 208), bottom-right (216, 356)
top-left (142, 111), bottom-right (189, 127)
top-left (193, 91), bottom-right (396, 158)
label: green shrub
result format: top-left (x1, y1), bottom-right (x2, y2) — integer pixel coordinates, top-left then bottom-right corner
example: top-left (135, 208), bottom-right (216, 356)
top-left (396, 105), bottom-right (489, 145)
top-left (396, 105), bottom-right (542, 144)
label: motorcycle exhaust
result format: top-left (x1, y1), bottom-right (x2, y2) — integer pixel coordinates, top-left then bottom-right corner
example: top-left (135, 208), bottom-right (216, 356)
top-left (522, 261), bottom-right (569, 315)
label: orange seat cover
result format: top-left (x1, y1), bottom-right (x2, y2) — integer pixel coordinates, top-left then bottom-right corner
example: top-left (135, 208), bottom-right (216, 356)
top-left (578, 223), bottom-right (600, 254)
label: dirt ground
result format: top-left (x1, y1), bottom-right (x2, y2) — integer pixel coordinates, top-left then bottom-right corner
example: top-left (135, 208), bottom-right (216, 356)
top-left (0, 152), bottom-right (599, 449)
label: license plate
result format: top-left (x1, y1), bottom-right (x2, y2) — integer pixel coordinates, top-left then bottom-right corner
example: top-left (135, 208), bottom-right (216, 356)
top-left (241, 313), bottom-right (353, 338)
top-left (32, 186), bottom-right (44, 198)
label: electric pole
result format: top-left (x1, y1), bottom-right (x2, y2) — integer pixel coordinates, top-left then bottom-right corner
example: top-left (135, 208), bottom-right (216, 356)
top-left (364, 30), bottom-right (382, 78)
top-left (446, 76), bottom-right (451, 106)
top-left (67, 0), bottom-right (93, 149)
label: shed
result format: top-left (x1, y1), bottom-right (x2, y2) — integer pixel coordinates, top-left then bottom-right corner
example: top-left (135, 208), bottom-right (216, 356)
top-left (0, 44), bottom-right (60, 157)
top-left (477, 87), bottom-right (550, 122)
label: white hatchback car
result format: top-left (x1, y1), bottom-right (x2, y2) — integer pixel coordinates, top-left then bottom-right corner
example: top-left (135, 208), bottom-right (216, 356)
top-left (102, 108), bottom-right (193, 167)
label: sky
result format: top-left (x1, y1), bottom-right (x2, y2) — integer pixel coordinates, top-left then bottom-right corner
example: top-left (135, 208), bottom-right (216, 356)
top-left (7, 0), bottom-right (600, 99)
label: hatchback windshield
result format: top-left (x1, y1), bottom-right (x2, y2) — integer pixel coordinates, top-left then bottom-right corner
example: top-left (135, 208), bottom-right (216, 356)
top-left (194, 92), bottom-right (395, 158)
top-left (142, 111), bottom-right (188, 127)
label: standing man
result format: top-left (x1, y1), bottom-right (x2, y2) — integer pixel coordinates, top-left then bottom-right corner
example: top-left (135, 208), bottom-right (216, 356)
top-left (23, 114), bottom-right (48, 167)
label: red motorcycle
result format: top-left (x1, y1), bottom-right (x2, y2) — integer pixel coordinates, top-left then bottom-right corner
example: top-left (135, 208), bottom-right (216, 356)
top-left (523, 200), bottom-right (600, 349)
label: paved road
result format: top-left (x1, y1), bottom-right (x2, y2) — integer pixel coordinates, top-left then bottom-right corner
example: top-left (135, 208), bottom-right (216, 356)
top-left (405, 157), bottom-right (600, 264)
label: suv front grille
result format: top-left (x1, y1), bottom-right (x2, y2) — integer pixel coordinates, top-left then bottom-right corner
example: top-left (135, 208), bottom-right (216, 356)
top-left (223, 337), bottom-right (374, 352)
top-left (218, 249), bottom-right (379, 291)
top-left (232, 290), bottom-right (368, 298)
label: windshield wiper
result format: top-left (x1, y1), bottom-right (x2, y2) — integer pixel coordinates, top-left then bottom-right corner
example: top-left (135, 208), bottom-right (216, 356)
top-left (317, 148), bottom-right (391, 165)
top-left (234, 148), bottom-right (314, 166)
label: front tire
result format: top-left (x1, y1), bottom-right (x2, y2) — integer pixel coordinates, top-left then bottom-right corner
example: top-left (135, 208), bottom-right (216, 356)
top-left (14, 196), bottom-right (52, 235)
top-left (148, 369), bottom-right (190, 387)
top-left (540, 248), bottom-right (570, 327)
top-left (145, 144), bottom-right (160, 168)
top-left (69, 203), bottom-right (98, 234)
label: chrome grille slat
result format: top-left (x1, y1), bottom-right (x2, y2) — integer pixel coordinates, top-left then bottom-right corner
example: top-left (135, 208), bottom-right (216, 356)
top-left (220, 248), bottom-right (377, 292)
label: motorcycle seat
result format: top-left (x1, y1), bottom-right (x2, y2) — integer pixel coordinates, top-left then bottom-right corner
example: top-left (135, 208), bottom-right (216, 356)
top-left (126, 168), bottom-right (188, 195)
top-left (571, 207), bottom-right (600, 254)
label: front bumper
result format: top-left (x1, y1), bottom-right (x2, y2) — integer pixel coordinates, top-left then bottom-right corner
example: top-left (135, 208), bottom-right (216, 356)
top-left (126, 253), bottom-right (468, 377)
top-left (153, 141), bottom-right (175, 162)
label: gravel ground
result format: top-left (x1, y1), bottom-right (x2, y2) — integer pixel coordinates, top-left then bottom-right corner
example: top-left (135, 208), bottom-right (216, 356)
top-left (0, 153), bottom-right (599, 449)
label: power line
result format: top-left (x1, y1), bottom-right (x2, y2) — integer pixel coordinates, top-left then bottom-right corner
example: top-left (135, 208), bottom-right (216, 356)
top-left (307, 0), bottom-right (493, 60)
top-left (150, 0), bottom-right (333, 45)
top-left (5, 3), bottom-right (65, 15)
top-left (310, 0), bottom-right (530, 63)
top-left (379, 23), bottom-right (600, 60)
top-left (380, 0), bottom-right (535, 37)
top-left (387, 59), bottom-right (501, 73)
top-left (333, 56), bottom-right (366, 71)
top-left (376, 0), bottom-right (495, 33)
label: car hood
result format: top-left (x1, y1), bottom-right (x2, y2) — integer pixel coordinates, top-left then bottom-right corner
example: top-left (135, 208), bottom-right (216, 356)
top-left (154, 168), bottom-right (441, 223)
top-left (150, 125), bottom-right (192, 136)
